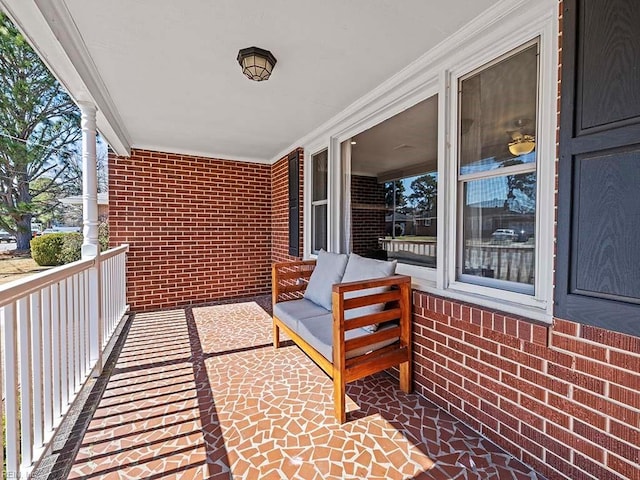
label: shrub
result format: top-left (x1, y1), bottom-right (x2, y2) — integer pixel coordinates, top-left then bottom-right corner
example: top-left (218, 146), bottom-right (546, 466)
top-left (31, 223), bottom-right (110, 267)
top-left (99, 221), bottom-right (109, 251)
top-left (58, 232), bottom-right (83, 264)
top-left (30, 233), bottom-right (66, 266)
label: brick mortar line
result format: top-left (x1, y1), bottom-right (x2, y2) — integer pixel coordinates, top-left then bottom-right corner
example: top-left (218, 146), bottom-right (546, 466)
top-left (551, 329), bottom-right (640, 364)
top-left (416, 335), bottom-right (638, 442)
top-left (454, 397), bottom-right (627, 480)
top-left (384, 368), bottom-right (551, 479)
top-left (548, 419), bottom-right (636, 476)
top-left (417, 320), bottom-right (639, 409)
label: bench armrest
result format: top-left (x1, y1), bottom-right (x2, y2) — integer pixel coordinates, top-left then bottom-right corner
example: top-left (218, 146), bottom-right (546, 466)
top-left (331, 274), bottom-right (412, 368)
top-left (331, 274), bottom-right (410, 294)
top-left (272, 260), bottom-right (317, 305)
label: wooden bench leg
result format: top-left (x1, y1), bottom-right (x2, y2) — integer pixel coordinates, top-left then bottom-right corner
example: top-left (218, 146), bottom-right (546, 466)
top-left (333, 375), bottom-right (346, 423)
top-left (273, 321), bottom-right (280, 349)
top-left (399, 361), bottom-right (412, 393)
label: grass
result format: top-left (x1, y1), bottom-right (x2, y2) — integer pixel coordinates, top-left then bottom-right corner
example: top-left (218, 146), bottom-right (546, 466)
top-left (0, 251), bottom-right (51, 285)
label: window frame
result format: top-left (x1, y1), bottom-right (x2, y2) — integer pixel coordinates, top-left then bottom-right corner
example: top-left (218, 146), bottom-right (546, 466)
top-left (455, 40), bottom-right (540, 297)
top-left (330, 85), bottom-right (441, 284)
top-left (445, 31), bottom-right (556, 319)
top-left (302, 0), bottom-right (558, 322)
top-left (308, 147), bottom-right (329, 255)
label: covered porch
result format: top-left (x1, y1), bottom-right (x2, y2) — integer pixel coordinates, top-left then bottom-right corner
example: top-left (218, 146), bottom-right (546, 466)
top-left (1, 1), bottom-right (639, 480)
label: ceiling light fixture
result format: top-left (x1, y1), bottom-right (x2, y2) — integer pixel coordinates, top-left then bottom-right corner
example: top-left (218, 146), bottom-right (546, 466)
top-left (508, 132), bottom-right (536, 156)
top-left (237, 47), bottom-right (277, 82)
top-left (351, 141), bottom-right (357, 145)
top-left (507, 119), bottom-right (535, 156)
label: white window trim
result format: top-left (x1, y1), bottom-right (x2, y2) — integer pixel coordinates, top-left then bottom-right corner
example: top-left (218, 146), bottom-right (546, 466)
top-left (310, 199), bottom-right (328, 255)
top-left (445, 12), bottom-right (557, 321)
top-left (302, 0), bottom-right (557, 322)
top-left (453, 42), bottom-right (540, 299)
top-left (305, 144), bottom-right (329, 258)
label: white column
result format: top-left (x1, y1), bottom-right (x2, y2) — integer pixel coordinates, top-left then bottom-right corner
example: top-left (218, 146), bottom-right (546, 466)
top-left (78, 101), bottom-right (102, 374)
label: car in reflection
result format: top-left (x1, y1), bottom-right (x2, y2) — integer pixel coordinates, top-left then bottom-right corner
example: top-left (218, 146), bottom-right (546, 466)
top-left (491, 228), bottom-right (533, 243)
top-left (490, 228), bottom-right (517, 243)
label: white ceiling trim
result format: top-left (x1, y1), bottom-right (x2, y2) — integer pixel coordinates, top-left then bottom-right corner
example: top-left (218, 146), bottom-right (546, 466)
top-left (33, 0), bottom-right (131, 156)
top-left (0, 0), bottom-right (131, 156)
top-left (271, 0), bottom-right (530, 164)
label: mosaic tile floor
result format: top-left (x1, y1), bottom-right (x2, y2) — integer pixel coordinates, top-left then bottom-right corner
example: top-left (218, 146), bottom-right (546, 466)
top-left (68, 301), bottom-right (544, 479)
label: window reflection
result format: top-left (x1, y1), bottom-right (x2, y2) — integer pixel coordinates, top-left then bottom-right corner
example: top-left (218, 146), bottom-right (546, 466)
top-left (458, 41), bottom-right (539, 294)
top-left (382, 173), bottom-right (438, 267)
top-left (312, 150), bottom-right (328, 253)
top-left (462, 173), bottom-right (536, 287)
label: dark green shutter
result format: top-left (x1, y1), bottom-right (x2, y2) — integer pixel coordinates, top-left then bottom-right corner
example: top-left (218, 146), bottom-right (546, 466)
top-left (556, 0), bottom-right (640, 336)
top-left (288, 151), bottom-right (300, 257)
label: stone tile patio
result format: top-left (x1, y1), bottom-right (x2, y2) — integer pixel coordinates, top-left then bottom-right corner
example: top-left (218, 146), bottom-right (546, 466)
top-left (57, 298), bottom-right (543, 479)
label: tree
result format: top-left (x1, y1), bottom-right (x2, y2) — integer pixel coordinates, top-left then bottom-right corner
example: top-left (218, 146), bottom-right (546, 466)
top-left (409, 174), bottom-right (438, 215)
top-left (501, 159), bottom-right (536, 213)
top-left (384, 180), bottom-right (407, 210)
top-left (0, 13), bottom-right (81, 250)
top-left (65, 136), bottom-right (109, 195)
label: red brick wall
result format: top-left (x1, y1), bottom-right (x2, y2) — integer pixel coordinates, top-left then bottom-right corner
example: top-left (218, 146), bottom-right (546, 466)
top-left (109, 149), bottom-right (272, 311)
top-left (351, 175), bottom-right (386, 256)
top-left (412, 293), bottom-right (639, 480)
top-left (271, 148), bottom-right (304, 264)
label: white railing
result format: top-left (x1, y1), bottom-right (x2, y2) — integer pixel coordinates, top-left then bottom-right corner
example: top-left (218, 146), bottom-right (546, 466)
top-left (379, 238), bottom-right (438, 258)
top-left (100, 245), bottom-right (128, 351)
top-left (464, 242), bottom-right (535, 284)
top-left (0, 244), bottom-right (128, 478)
top-left (378, 237), bottom-right (535, 284)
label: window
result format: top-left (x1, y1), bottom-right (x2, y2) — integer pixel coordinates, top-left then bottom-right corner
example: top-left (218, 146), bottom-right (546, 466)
top-left (288, 151), bottom-right (300, 257)
top-left (346, 96), bottom-right (438, 266)
top-left (311, 149), bottom-right (328, 253)
top-left (457, 42), bottom-right (539, 295)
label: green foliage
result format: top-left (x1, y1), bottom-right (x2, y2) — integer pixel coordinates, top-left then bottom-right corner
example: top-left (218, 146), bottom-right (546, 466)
top-left (58, 232), bottom-right (83, 264)
top-left (409, 174), bottom-right (438, 214)
top-left (384, 180), bottom-right (406, 209)
top-left (30, 233), bottom-right (66, 266)
top-left (99, 221), bottom-right (110, 251)
top-left (0, 13), bottom-right (81, 250)
top-left (30, 177), bottom-right (64, 227)
top-left (30, 224), bottom-right (111, 266)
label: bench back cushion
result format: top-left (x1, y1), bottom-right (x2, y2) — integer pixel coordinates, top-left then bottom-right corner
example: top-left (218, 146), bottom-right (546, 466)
top-left (341, 253), bottom-right (397, 329)
top-left (304, 250), bottom-right (349, 310)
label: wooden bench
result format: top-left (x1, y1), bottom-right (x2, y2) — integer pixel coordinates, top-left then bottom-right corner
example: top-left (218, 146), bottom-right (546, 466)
top-left (272, 259), bottom-right (412, 423)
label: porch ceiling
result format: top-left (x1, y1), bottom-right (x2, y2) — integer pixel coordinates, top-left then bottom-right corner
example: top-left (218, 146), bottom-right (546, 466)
top-left (2, 0), bottom-right (500, 162)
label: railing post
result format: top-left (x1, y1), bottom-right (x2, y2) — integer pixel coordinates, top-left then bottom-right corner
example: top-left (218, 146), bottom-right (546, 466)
top-left (78, 101), bottom-right (103, 375)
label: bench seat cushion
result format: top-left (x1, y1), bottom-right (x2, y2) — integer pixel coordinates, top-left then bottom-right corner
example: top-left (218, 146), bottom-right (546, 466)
top-left (294, 314), bottom-right (399, 361)
top-left (303, 250), bottom-right (349, 310)
top-left (274, 299), bottom-right (330, 330)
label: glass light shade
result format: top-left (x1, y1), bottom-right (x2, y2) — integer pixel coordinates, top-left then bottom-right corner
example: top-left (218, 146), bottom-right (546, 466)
top-left (508, 137), bottom-right (536, 156)
top-left (237, 47), bottom-right (277, 82)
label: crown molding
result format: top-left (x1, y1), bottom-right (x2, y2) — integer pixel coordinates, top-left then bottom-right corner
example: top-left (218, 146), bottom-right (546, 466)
top-left (130, 144), bottom-right (272, 165)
